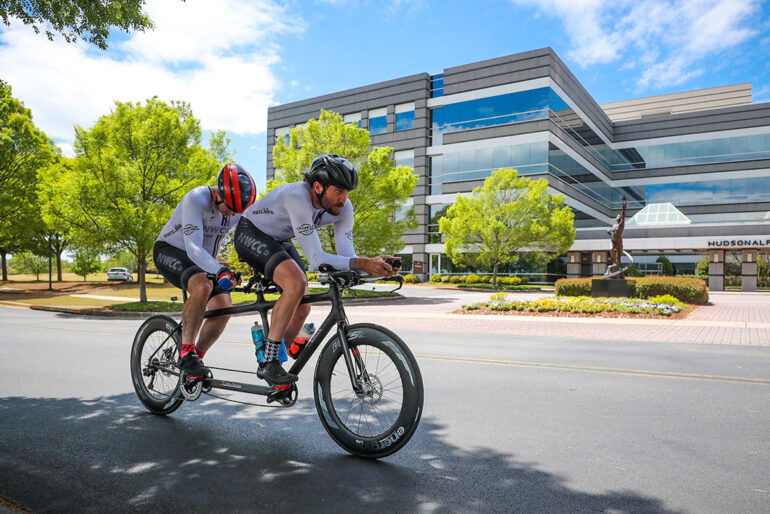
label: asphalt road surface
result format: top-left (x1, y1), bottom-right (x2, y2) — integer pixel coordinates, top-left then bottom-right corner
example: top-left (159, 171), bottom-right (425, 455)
top-left (0, 301), bottom-right (768, 513)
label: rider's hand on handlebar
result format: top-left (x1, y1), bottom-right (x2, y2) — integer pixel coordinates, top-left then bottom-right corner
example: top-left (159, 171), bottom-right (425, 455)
top-left (216, 268), bottom-right (241, 291)
top-left (363, 256), bottom-right (400, 277)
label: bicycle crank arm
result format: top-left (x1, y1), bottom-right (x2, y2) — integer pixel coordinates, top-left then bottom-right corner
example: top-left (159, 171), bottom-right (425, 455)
top-left (205, 378), bottom-right (274, 396)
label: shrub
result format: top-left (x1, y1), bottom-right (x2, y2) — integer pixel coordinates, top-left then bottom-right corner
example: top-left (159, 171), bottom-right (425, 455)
top-left (449, 275), bottom-right (465, 284)
top-left (480, 275), bottom-right (492, 283)
top-left (403, 274), bottom-right (419, 283)
top-left (440, 274), bottom-right (451, 283)
top-left (696, 256), bottom-right (709, 277)
top-left (519, 277), bottom-right (529, 285)
top-left (430, 274), bottom-right (442, 283)
top-left (465, 274), bottom-right (481, 284)
top-left (633, 277), bottom-right (708, 304)
top-left (554, 278), bottom-right (592, 296)
top-left (648, 294), bottom-right (684, 308)
top-left (306, 272), bottom-right (318, 282)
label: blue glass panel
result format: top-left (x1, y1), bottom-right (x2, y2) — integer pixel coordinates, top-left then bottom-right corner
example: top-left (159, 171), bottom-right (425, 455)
top-left (475, 148), bottom-right (493, 172)
top-left (369, 116), bottom-right (387, 135)
top-left (549, 90), bottom-right (570, 112)
top-left (530, 88), bottom-right (549, 112)
top-left (492, 146), bottom-right (511, 168)
top-left (396, 111), bottom-right (415, 131)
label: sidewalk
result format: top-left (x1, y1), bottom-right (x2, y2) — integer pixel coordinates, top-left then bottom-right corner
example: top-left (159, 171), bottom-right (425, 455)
top-left (337, 291), bottom-right (770, 347)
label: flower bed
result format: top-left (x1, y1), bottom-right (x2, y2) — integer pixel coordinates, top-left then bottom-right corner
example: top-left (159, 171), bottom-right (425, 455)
top-left (461, 293), bottom-right (691, 318)
top-left (553, 276), bottom-right (708, 305)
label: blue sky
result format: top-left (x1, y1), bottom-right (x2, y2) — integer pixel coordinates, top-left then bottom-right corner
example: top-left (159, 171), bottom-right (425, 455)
top-left (2, 0), bottom-right (769, 192)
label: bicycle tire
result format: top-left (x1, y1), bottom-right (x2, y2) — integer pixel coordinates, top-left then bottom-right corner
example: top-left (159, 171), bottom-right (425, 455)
top-left (314, 323), bottom-right (423, 458)
top-left (130, 315), bottom-right (184, 415)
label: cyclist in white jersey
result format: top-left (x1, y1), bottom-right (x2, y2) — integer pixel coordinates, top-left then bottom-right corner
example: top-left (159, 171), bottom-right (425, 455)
top-left (234, 154), bottom-right (400, 385)
top-left (154, 163), bottom-right (256, 378)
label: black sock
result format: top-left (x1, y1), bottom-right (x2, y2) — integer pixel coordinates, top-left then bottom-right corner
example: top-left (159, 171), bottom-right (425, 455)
top-left (264, 338), bottom-right (281, 362)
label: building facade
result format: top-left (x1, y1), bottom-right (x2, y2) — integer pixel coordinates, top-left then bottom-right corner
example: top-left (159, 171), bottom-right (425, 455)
top-left (266, 48), bottom-right (770, 290)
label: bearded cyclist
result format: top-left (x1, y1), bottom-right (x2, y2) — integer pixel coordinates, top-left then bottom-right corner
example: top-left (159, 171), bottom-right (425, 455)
top-left (154, 163), bottom-right (256, 378)
top-left (234, 154), bottom-right (400, 386)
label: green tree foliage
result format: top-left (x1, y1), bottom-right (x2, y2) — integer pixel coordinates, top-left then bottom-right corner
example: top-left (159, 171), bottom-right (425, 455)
top-left (11, 251), bottom-right (47, 280)
top-left (656, 255), bottom-right (676, 276)
top-left (47, 98), bottom-right (216, 301)
top-left (696, 256), bottom-right (709, 277)
top-left (439, 168), bottom-right (575, 285)
top-left (71, 247), bottom-right (102, 281)
top-left (38, 157), bottom-right (78, 281)
top-left (0, 81), bottom-right (55, 280)
top-left (272, 110), bottom-right (418, 257)
top-left (1, 0), bottom-right (155, 49)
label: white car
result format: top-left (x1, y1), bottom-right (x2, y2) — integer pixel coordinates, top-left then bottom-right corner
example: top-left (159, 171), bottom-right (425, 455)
top-left (107, 267), bottom-right (134, 282)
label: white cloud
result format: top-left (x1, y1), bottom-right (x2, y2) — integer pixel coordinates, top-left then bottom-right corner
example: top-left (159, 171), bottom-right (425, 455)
top-left (0, 0), bottom-right (303, 146)
top-left (511, 0), bottom-right (760, 90)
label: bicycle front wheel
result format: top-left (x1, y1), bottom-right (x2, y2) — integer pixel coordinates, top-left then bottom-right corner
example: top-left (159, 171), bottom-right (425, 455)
top-left (130, 315), bottom-right (184, 415)
top-left (314, 323), bottom-right (423, 458)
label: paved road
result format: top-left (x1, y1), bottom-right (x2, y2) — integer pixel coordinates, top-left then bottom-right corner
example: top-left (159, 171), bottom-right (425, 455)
top-left (0, 298), bottom-right (769, 513)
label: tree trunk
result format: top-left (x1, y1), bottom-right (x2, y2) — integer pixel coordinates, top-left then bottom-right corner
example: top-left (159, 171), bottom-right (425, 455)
top-left (492, 261), bottom-right (499, 286)
top-left (56, 250), bottom-right (63, 281)
top-left (138, 250), bottom-right (147, 303)
top-left (1, 251), bottom-right (6, 281)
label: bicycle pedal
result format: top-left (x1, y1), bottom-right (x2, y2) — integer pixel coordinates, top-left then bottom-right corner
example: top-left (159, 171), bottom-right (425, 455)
top-left (267, 384), bottom-right (296, 406)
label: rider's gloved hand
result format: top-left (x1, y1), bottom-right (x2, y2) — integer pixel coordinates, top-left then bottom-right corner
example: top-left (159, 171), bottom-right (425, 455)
top-left (216, 268), bottom-right (237, 291)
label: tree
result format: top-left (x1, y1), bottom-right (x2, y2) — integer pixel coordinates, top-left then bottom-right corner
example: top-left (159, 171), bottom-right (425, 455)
top-left (0, 81), bottom-right (55, 280)
top-left (656, 255), bottom-right (675, 276)
top-left (272, 110), bottom-right (418, 257)
top-left (38, 156), bottom-right (77, 281)
top-left (439, 168), bottom-right (575, 285)
top-left (71, 248), bottom-right (102, 281)
top-left (696, 256), bottom-right (709, 277)
top-left (48, 98), bottom-right (216, 301)
top-left (12, 251), bottom-right (47, 280)
top-left (1, 0), bottom-right (155, 49)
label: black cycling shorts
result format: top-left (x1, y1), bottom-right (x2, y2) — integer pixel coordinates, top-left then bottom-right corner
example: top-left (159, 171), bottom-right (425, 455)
top-left (234, 217), bottom-right (305, 280)
top-left (152, 241), bottom-right (228, 298)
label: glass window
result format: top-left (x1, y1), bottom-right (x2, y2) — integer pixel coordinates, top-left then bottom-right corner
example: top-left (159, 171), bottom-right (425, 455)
top-left (369, 116), bottom-right (387, 135)
top-left (396, 111), bottom-right (415, 131)
top-left (343, 113), bottom-right (361, 128)
top-left (394, 150), bottom-right (414, 169)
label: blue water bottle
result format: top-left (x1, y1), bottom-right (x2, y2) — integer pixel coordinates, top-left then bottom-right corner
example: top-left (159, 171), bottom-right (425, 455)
top-left (252, 321), bottom-right (266, 363)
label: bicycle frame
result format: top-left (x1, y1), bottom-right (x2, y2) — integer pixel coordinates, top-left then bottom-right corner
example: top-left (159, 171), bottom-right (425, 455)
top-left (201, 276), bottom-right (366, 395)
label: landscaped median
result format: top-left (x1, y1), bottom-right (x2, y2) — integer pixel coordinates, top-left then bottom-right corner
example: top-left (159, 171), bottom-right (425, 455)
top-left (458, 276), bottom-right (708, 319)
top-left (461, 292), bottom-right (692, 319)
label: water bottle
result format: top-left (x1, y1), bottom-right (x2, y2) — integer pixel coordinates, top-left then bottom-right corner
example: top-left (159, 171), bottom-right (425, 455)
top-left (251, 321), bottom-right (266, 363)
top-left (289, 322), bottom-right (315, 359)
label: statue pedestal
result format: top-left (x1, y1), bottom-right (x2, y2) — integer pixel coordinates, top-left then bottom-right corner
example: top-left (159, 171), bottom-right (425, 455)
top-left (591, 279), bottom-right (629, 298)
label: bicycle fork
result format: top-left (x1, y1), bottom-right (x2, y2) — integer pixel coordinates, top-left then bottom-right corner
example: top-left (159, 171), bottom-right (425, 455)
top-left (336, 322), bottom-right (369, 396)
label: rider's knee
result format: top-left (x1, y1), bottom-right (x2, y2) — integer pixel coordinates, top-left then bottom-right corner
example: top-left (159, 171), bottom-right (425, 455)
top-left (187, 275), bottom-right (213, 298)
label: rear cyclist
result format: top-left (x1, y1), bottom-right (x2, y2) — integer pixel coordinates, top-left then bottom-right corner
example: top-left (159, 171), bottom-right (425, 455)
top-left (234, 154), bottom-right (400, 386)
top-left (153, 163), bottom-right (256, 378)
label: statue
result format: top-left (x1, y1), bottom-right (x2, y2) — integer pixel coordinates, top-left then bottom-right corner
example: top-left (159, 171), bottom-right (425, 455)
top-left (604, 198), bottom-right (633, 279)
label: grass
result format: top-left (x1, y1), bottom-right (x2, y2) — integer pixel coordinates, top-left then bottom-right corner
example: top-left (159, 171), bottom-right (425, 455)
top-left (2, 272), bottom-right (166, 283)
top-left (8, 296), bottom-right (119, 307)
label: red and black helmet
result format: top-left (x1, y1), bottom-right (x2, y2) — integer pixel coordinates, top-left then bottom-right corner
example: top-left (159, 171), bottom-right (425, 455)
top-left (217, 163), bottom-right (256, 213)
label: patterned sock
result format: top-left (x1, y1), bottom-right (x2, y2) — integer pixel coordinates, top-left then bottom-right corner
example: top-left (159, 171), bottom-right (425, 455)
top-left (180, 344), bottom-right (196, 358)
top-left (264, 338), bottom-right (282, 362)
top-left (196, 348), bottom-right (206, 360)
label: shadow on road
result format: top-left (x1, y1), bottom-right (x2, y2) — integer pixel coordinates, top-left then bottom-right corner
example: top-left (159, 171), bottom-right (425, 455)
top-left (0, 395), bottom-right (681, 513)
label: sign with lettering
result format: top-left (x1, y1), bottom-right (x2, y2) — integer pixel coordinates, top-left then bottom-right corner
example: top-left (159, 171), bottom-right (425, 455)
top-left (414, 261), bottom-right (424, 273)
top-left (707, 239), bottom-right (770, 248)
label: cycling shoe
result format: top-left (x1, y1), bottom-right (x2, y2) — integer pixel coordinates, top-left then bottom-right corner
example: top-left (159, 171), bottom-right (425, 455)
top-left (178, 352), bottom-right (208, 378)
top-left (257, 360), bottom-right (298, 385)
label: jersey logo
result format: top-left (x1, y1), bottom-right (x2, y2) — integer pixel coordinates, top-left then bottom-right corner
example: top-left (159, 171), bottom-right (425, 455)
top-left (296, 224), bottom-right (315, 236)
top-left (345, 230), bottom-right (353, 241)
top-left (251, 208), bottom-right (274, 215)
top-left (183, 224), bottom-right (200, 235)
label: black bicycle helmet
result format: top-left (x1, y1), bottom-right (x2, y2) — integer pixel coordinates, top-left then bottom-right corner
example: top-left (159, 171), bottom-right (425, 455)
top-left (217, 163), bottom-right (256, 213)
top-left (304, 154), bottom-right (359, 191)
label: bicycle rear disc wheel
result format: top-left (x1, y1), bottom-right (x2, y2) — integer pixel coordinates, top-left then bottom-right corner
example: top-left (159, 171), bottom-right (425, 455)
top-left (130, 315), bottom-right (184, 415)
top-left (314, 323), bottom-right (423, 458)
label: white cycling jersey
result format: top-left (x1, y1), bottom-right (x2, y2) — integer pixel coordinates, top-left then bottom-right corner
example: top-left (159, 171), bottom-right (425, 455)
top-left (241, 181), bottom-right (357, 271)
top-left (156, 186), bottom-right (240, 274)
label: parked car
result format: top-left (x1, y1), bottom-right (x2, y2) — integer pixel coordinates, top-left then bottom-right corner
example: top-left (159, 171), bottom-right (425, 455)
top-left (107, 267), bottom-right (134, 282)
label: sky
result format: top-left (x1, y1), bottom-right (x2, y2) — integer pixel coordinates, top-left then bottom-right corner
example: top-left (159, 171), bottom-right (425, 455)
top-left (2, 0), bottom-right (769, 193)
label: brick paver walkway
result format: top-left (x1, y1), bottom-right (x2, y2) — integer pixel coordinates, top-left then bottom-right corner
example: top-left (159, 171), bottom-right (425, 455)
top-left (334, 291), bottom-right (770, 347)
